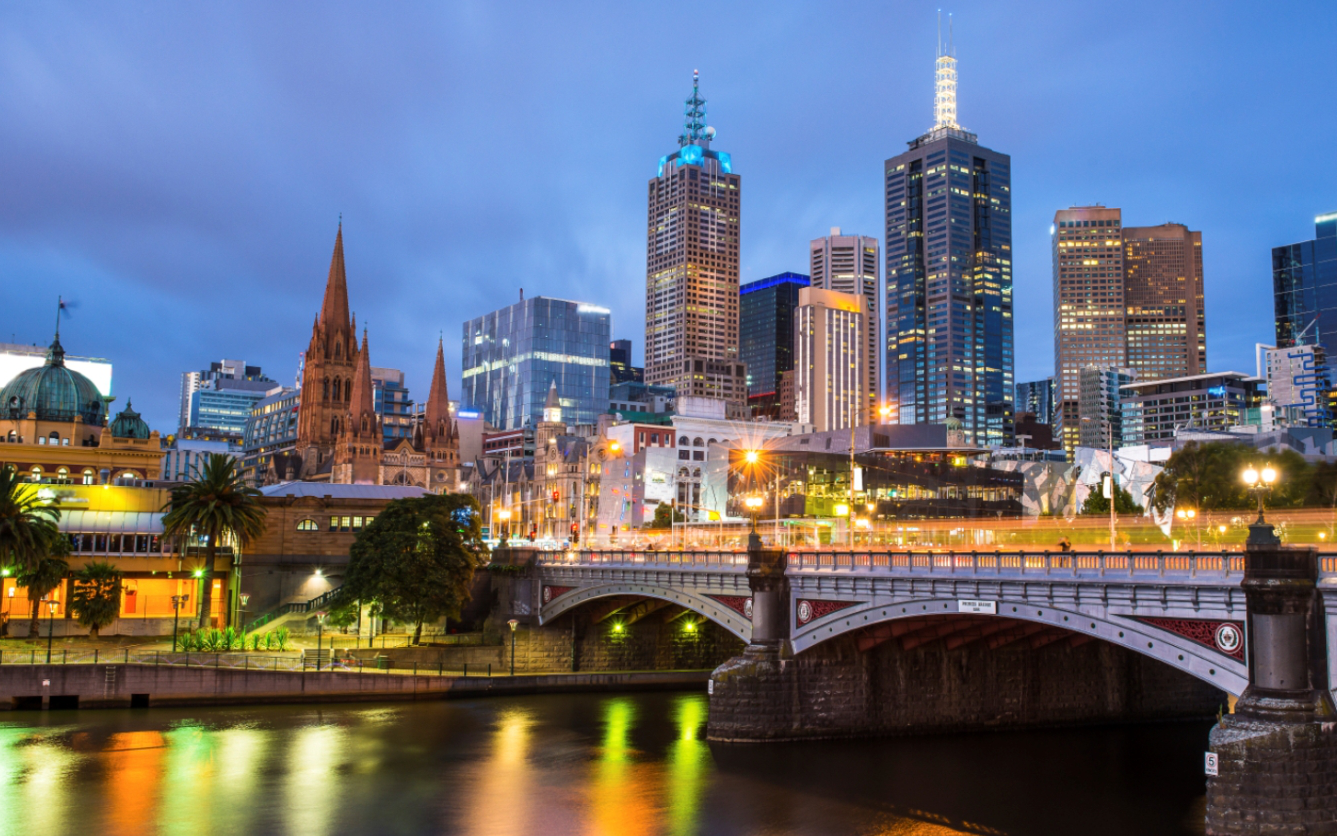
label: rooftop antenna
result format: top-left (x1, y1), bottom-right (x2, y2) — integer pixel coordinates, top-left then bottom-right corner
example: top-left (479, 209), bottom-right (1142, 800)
top-left (933, 11), bottom-right (960, 130)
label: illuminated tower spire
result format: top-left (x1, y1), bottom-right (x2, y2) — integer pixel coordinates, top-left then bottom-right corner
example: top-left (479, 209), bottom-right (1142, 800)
top-left (679, 69), bottom-right (709, 147)
top-left (933, 11), bottom-right (960, 131)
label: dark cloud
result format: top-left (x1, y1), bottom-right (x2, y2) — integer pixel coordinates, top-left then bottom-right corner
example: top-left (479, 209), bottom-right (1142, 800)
top-left (2, 1), bottom-right (1334, 430)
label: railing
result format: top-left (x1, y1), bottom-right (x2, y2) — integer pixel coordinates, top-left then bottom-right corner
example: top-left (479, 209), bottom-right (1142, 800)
top-left (0, 647), bottom-right (501, 677)
top-left (246, 585), bottom-right (344, 632)
top-left (543, 549), bottom-right (1337, 581)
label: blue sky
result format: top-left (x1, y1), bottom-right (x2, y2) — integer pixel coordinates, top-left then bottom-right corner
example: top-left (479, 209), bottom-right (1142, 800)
top-left (2, 1), bottom-right (1335, 432)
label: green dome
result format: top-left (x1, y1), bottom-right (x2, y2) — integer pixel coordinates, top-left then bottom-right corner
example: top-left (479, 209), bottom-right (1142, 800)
top-left (0, 336), bottom-right (107, 426)
top-left (110, 399), bottom-right (151, 439)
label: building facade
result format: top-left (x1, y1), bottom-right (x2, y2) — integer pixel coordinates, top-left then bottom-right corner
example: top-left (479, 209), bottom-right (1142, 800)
top-left (241, 387), bottom-right (299, 484)
top-left (811, 229), bottom-right (880, 421)
top-left (1123, 223), bottom-right (1206, 382)
top-left (0, 341), bottom-right (112, 406)
top-left (740, 272), bottom-right (809, 415)
top-left (372, 367), bottom-right (414, 442)
top-left (1273, 212), bottom-right (1337, 350)
top-left (178, 360), bottom-right (275, 438)
top-left (609, 339), bottom-right (643, 385)
top-left (1120, 372), bottom-right (1265, 445)
top-left (161, 438), bottom-right (240, 482)
top-left (462, 295), bottom-right (611, 431)
top-left (644, 71), bottom-right (745, 405)
top-left (1077, 366), bottom-right (1134, 449)
top-left (795, 287), bottom-right (867, 433)
top-left (885, 37), bottom-right (1013, 446)
top-left (1015, 377), bottom-right (1055, 426)
top-left (1258, 343), bottom-right (1333, 428)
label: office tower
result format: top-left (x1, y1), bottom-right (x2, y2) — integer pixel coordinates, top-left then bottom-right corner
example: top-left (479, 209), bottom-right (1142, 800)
top-left (462, 295), bottom-right (611, 430)
top-left (1121, 372), bottom-right (1265, 444)
top-left (1274, 212), bottom-right (1337, 349)
top-left (1014, 377), bottom-right (1055, 426)
top-left (812, 229), bottom-right (880, 421)
top-left (1077, 365), bottom-right (1134, 449)
top-left (795, 287), bottom-right (867, 433)
top-left (1052, 207), bottom-right (1126, 452)
top-left (609, 339), bottom-right (643, 385)
top-left (885, 29), bottom-right (1013, 446)
top-left (179, 360), bottom-right (274, 435)
top-left (1258, 343), bottom-right (1333, 428)
top-left (740, 272), bottom-right (810, 416)
top-left (371, 367), bottom-right (414, 441)
top-left (1123, 223), bottom-right (1206, 381)
top-left (645, 71), bottom-right (746, 406)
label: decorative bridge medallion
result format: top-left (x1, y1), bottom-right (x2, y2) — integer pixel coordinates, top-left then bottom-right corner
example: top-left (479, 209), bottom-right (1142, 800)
top-left (796, 599), bottom-right (859, 626)
top-left (707, 595), bottom-right (752, 621)
top-left (1138, 617), bottom-right (1246, 660)
top-left (541, 585), bottom-right (576, 604)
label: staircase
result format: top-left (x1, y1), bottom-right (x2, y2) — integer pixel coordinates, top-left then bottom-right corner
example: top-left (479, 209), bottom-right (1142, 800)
top-left (246, 586), bottom-right (343, 633)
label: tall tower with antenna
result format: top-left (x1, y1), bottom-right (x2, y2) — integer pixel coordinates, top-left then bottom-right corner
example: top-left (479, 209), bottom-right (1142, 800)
top-left (883, 14), bottom-right (1015, 446)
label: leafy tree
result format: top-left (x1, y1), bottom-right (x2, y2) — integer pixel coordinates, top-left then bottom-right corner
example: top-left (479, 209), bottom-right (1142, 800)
top-left (18, 549), bottom-right (69, 638)
top-left (324, 599), bottom-right (359, 634)
top-left (1080, 482), bottom-right (1144, 515)
top-left (70, 561), bottom-right (123, 638)
top-left (340, 493), bottom-right (484, 644)
top-left (161, 454), bottom-right (266, 628)
top-left (650, 503), bottom-right (686, 529)
top-left (0, 466), bottom-right (61, 574)
top-left (1150, 442), bottom-right (1254, 514)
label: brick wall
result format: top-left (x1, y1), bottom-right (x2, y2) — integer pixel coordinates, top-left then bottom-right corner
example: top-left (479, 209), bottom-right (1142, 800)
top-left (510, 611), bottom-right (743, 674)
top-left (1207, 717), bottom-right (1337, 833)
top-left (710, 630), bottom-right (1227, 741)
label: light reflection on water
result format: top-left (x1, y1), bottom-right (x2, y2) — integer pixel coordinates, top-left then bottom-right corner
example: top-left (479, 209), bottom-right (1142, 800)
top-left (0, 694), bottom-right (1208, 836)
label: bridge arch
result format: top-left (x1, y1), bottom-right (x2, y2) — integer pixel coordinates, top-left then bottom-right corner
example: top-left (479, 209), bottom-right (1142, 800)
top-left (792, 597), bottom-right (1247, 695)
top-left (539, 582), bottom-right (753, 643)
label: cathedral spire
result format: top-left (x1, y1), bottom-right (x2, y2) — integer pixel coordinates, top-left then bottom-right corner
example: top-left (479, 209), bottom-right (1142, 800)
top-left (346, 329), bottom-right (376, 435)
top-left (425, 336), bottom-right (450, 431)
top-left (320, 222), bottom-right (351, 330)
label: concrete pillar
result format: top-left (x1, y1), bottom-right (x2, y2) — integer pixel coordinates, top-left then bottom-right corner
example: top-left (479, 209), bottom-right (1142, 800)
top-left (1206, 532), bottom-right (1337, 834)
top-left (707, 530), bottom-right (797, 741)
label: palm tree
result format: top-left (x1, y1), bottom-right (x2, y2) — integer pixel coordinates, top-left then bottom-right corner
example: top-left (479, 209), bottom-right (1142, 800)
top-left (161, 454), bottom-right (266, 628)
top-left (0, 465), bottom-right (61, 574)
top-left (18, 551), bottom-right (69, 638)
top-left (70, 560), bottom-right (123, 639)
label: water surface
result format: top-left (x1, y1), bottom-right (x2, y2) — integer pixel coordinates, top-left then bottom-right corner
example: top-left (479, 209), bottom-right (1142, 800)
top-left (0, 693), bottom-right (1209, 835)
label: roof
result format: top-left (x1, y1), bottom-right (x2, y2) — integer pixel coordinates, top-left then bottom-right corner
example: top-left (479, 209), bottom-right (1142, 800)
top-left (1122, 371), bottom-right (1260, 391)
top-left (0, 336), bottom-right (107, 426)
top-left (260, 482), bottom-right (429, 500)
top-left (59, 509), bottom-right (163, 535)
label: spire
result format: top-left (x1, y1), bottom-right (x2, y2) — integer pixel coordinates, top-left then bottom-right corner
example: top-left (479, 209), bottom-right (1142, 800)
top-left (346, 329), bottom-right (376, 435)
top-left (678, 69), bottom-right (708, 147)
top-left (320, 222), bottom-right (351, 330)
top-left (425, 336), bottom-right (450, 430)
top-left (542, 379), bottom-right (562, 424)
top-left (933, 11), bottom-right (960, 131)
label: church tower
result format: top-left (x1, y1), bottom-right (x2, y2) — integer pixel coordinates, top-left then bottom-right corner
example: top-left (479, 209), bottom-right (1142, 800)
top-left (297, 224), bottom-right (359, 478)
top-left (421, 337), bottom-right (460, 469)
top-left (332, 330), bottom-right (383, 484)
top-left (535, 380), bottom-right (564, 451)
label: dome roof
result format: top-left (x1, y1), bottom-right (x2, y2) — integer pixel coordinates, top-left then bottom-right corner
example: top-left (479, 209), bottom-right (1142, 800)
top-left (110, 399), bottom-right (151, 439)
top-left (0, 336), bottom-right (107, 426)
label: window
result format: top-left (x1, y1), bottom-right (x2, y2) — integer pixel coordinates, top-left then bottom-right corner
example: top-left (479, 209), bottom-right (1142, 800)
top-left (340, 517), bottom-right (352, 532)
top-left (297, 519), bottom-right (319, 532)
top-left (82, 469), bottom-right (94, 486)
top-left (352, 516), bottom-right (364, 531)
top-left (328, 517), bottom-right (339, 532)
top-left (30, 466), bottom-right (41, 482)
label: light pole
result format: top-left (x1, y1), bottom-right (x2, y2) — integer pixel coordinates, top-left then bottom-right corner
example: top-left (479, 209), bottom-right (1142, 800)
top-left (1082, 415), bottom-right (1117, 552)
top-left (238, 592), bottom-right (250, 633)
top-left (315, 610), bottom-right (327, 670)
top-left (507, 618), bottom-right (518, 676)
top-left (43, 598), bottom-right (57, 663)
top-left (1176, 507), bottom-right (1200, 549)
top-left (497, 509), bottom-right (511, 548)
top-left (1242, 463), bottom-right (1279, 545)
top-left (171, 594), bottom-right (190, 651)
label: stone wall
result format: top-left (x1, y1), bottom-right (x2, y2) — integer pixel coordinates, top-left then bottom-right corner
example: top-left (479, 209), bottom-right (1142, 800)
top-left (1207, 718), bottom-right (1337, 834)
top-left (510, 611), bottom-right (743, 674)
top-left (710, 628), bottom-right (1226, 741)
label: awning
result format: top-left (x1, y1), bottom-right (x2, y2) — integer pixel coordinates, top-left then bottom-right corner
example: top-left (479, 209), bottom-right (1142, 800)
top-left (58, 510), bottom-right (164, 535)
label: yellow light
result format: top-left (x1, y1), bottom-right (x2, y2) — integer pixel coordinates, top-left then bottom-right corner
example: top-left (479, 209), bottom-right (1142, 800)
top-left (834, 503), bottom-right (850, 517)
top-left (855, 518), bottom-right (870, 529)
top-left (609, 441), bottom-right (621, 454)
top-left (1218, 525), bottom-right (1227, 534)
top-left (498, 509), bottom-right (511, 521)
top-left (1261, 466), bottom-right (1278, 485)
top-left (744, 450), bottom-right (760, 464)
top-left (1321, 532), bottom-right (1328, 540)
top-left (744, 495), bottom-right (764, 511)
top-left (1242, 467), bottom-right (1259, 487)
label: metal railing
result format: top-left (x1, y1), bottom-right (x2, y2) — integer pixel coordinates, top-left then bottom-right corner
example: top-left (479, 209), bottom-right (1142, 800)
top-left (0, 647), bottom-right (504, 677)
top-left (246, 585), bottom-right (344, 632)
top-left (544, 549), bottom-right (1337, 581)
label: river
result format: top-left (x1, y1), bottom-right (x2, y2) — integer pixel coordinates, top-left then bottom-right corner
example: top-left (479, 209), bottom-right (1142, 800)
top-left (0, 692), bottom-right (1210, 835)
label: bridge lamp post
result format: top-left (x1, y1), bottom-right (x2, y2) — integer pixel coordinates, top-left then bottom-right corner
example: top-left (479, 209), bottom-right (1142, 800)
top-left (1242, 464), bottom-right (1279, 546)
top-left (507, 618), bottom-right (518, 676)
top-left (1176, 507), bottom-right (1199, 550)
top-left (497, 509), bottom-right (512, 547)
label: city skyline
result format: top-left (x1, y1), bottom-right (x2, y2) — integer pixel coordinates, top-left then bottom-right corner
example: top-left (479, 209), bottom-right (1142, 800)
top-left (3, 2), bottom-right (1335, 432)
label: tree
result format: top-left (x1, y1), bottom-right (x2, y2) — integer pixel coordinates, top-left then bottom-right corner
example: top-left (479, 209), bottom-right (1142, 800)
top-left (18, 550), bottom-right (69, 638)
top-left (1150, 442), bottom-right (1254, 514)
top-left (70, 561), bottom-right (123, 639)
top-left (324, 599), bottom-right (359, 634)
top-left (340, 493), bottom-right (484, 644)
top-left (1080, 482), bottom-right (1144, 515)
top-left (1310, 460), bottom-right (1337, 534)
top-left (0, 466), bottom-right (61, 574)
top-left (650, 503), bottom-right (686, 529)
top-left (161, 454), bottom-right (266, 628)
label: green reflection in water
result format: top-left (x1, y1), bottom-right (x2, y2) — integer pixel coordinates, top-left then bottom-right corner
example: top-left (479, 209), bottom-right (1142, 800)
top-left (666, 695), bottom-right (709, 836)
top-left (160, 724), bottom-right (217, 836)
top-left (210, 727), bottom-right (270, 833)
top-left (0, 726), bottom-right (81, 836)
top-left (283, 724), bottom-right (348, 836)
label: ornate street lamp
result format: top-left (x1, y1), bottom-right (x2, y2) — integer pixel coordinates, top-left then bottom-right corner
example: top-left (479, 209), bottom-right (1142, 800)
top-left (497, 508), bottom-right (512, 547)
top-left (507, 618), bottom-right (518, 676)
top-left (1176, 507), bottom-right (1200, 549)
top-left (1242, 463), bottom-right (1279, 546)
top-left (315, 610), bottom-right (328, 671)
top-left (170, 594), bottom-right (190, 652)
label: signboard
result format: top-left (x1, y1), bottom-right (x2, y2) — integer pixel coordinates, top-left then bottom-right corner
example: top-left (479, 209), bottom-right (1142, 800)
top-left (853, 467), bottom-right (863, 491)
top-left (1204, 752), bottom-right (1218, 776)
top-left (958, 600), bottom-right (997, 615)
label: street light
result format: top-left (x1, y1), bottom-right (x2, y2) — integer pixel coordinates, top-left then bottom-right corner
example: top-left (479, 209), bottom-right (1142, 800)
top-left (878, 405), bottom-right (893, 423)
top-left (43, 597), bottom-right (57, 663)
top-left (507, 618), bottom-right (518, 676)
top-left (498, 508), bottom-right (512, 547)
top-left (744, 495), bottom-right (764, 534)
top-left (744, 450), bottom-right (760, 465)
top-left (1242, 464), bottom-right (1279, 542)
top-left (315, 610), bottom-right (327, 670)
top-left (170, 594), bottom-right (190, 652)
top-left (1176, 507), bottom-right (1200, 549)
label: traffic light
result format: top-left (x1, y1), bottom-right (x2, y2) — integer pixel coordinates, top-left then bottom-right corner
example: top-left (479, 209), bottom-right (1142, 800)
top-left (570, 523), bottom-right (579, 544)
top-left (551, 490), bottom-right (559, 502)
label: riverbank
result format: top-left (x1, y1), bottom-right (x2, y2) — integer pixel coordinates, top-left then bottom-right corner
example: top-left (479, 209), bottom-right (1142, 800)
top-left (0, 663), bottom-right (708, 711)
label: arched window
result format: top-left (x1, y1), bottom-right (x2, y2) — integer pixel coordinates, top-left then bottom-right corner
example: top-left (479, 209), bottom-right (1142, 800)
top-left (30, 466), bottom-right (42, 483)
top-left (679, 436), bottom-right (688, 446)
top-left (322, 378), bottom-right (330, 400)
top-left (693, 468), bottom-right (702, 478)
top-left (707, 438), bottom-right (717, 446)
top-left (48, 431), bottom-right (60, 444)
top-left (693, 437), bottom-right (704, 447)
top-left (678, 467), bottom-right (689, 478)
top-left (331, 417), bottom-right (341, 436)
top-left (296, 519), bottom-right (319, 532)
top-left (332, 379), bottom-right (341, 401)
top-left (345, 379), bottom-right (352, 402)
top-left (57, 467), bottom-right (69, 483)
top-left (335, 341), bottom-right (343, 360)
top-left (82, 469), bottom-right (95, 486)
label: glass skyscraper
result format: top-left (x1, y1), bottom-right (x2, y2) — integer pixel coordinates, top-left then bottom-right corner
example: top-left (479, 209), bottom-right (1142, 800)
top-left (1274, 212), bottom-right (1337, 350)
top-left (462, 296), bottom-right (611, 430)
top-left (740, 272), bottom-right (809, 401)
top-left (885, 34), bottom-right (1013, 446)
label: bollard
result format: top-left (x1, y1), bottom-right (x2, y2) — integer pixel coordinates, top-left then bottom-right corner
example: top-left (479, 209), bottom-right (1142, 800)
top-left (463, 662), bottom-right (468, 677)
top-left (155, 651), bottom-right (159, 666)
top-left (488, 663), bottom-right (491, 677)
top-left (62, 649), bottom-right (67, 664)
top-left (244, 656), bottom-right (248, 671)
top-left (124, 648), bottom-right (128, 664)
top-left (94, 649), bottom-right (98, 665)
top-left (30, 649), bottom-right (35, 664)
top-left (414, 662), bottom-right (418, 676)
top-left (274, 656), bottom-right (279, 671)
top-left (438, 661), bottom-right (443, 676)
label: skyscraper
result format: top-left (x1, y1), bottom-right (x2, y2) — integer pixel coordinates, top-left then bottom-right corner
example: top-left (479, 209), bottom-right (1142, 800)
top-left (1053, 207), bottom-right (1126, 452)
top-left (795, 287), bottom-right (867, 433)
top-left (645, 71), bottom-right (747, 407)
top-left (1273, 212), bottom-right (1337, 350)
top-left (740, 272), bottom-right (809, 416)
top-left (608, 339), bottom-right (643, 385)
top-left (462, 295), bottom-right (611, 430)
top-left (178, 359), bottom-right (276, 438)
top-left (811, 229), bottom-right (880, 422)
top-left (885, 25), bottom-right (1013, 446)
top-left (1014, 377), bottom-right (1055, 426)
top-left (1123, 223), bottom-right (1206, 382)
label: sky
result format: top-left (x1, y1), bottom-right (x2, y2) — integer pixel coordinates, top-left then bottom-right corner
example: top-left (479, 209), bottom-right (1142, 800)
top-left (2, 1), bottom-right (1335, 433)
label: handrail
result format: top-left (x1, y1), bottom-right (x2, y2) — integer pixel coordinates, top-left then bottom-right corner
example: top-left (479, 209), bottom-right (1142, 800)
top-left (245, 585), bottom-right (344, 632)
top-left (538, 549), bottom-right (1337, 581)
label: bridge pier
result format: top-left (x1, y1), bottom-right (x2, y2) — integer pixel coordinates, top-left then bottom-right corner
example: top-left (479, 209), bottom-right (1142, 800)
top-left (1206, 529), bottom-right (1337, 834)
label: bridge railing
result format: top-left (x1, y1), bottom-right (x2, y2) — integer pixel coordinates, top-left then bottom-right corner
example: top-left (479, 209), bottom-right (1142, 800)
top-left (785, 550), bottom-right (1254, 578)
top-left (537, 550), bottom-right (748, 567)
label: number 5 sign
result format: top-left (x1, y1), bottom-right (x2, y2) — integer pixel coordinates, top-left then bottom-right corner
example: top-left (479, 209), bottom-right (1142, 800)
top-left (1205, 752), bottom-right (1219, 776)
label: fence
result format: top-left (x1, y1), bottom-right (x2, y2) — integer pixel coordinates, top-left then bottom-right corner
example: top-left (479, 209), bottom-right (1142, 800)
top-left (0, 647), bottom-right (507, 677)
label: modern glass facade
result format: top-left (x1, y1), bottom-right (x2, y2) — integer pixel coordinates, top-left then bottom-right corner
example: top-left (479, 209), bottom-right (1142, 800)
top-left (189, 388), bottom-right (270, 439)
top-left (740, 272), bottom-right (809, 398)
top-left (371, 368), bottom-right (414, 441)
top-left (1273, 213), bottom-right (1337, 350)
top-left (462, 296), bottom-right (611, 430)
top-left (1014, 377), bottom-right (1055, 426)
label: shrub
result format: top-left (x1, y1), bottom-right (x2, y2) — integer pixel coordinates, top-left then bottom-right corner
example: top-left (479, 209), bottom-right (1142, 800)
top-left (275, 626), bottom-right (290, 651)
